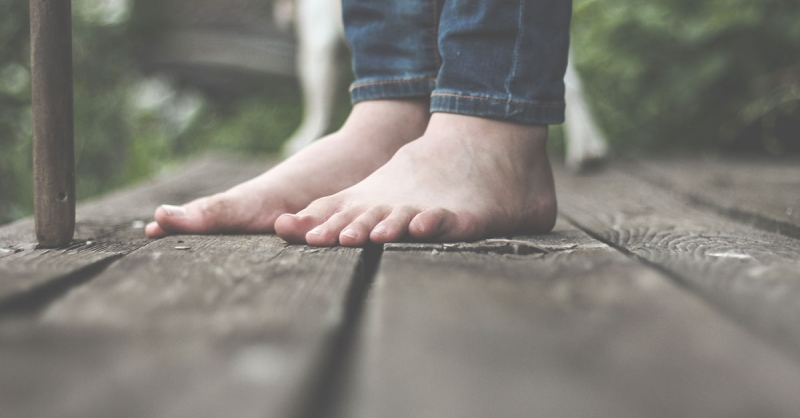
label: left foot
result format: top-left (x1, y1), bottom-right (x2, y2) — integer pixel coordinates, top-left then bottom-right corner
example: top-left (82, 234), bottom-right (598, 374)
top-left (274, 113), bottom-right (557, 246)
top-left (144, 100), bottom-right (430, 238)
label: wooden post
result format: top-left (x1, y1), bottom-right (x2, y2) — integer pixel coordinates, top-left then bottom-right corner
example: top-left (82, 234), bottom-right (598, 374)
top-left (30, 0), bottom-right (75, 248)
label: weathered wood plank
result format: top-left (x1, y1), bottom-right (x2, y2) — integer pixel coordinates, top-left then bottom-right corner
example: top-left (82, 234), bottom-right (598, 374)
top-left (42, 235), bottom-right (360, 334)
top-left (2, 233), bottom-right (366, 417)
top-left (1, 154), bottom-right (369, 417)
top-left (339, 221), bottom-right (800, 418)
top-left (0, 155), bottom-right (270, 309)
top-left (555, 163), bottom-right (800, 356)
top-left (0, 324), bottom-right (331, 418)
top-left (627, 158), bottom-right (800, 238)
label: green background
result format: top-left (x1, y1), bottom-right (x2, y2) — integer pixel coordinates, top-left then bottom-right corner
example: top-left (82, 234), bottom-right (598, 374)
top-left (1, 0), bottom-right (798, 224)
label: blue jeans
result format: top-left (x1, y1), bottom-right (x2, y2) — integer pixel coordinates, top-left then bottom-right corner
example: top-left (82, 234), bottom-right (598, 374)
top-left (343, 0), bottom-right (572, 125)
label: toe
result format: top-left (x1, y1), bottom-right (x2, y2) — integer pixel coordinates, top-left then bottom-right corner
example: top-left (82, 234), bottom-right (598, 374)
top-left (339, 206), bottom-right (391, 247)
top-left (145, 221), bottom-right (167, 239)
top-left (274, 213), bottom-right (322, 244)
top-left (409, 208), bottom-right (477, 242)
top-left (153, 191), bottom-right (281, 235)
top-left (306, 210), bottom-right (362, 246)
top-left (153, 204), bottom-right (189, 232)
top-left (370, 206), bottom-right (418, 243)
top-left (275, 197), bottom-right (343, 244)
top-left (153, 195), bottom-right (235, 235)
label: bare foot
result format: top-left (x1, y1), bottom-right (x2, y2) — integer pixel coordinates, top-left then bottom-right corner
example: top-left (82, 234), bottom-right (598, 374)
top-left (274, 113), bottom-right (557, 246)
top-left (145, 100), bottom-right (430, 238)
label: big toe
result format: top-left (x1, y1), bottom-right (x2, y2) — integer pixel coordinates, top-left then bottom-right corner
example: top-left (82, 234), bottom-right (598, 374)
top-left (152, 202), bottom-right (210, 235)
top-left (409, 208), bottom-right (481, 242)
top-left (153, 193), bottom-right (265, 235)
top-left (145, 221), bottom-right (168, 239)
top-left (275, 214), bottom-right (323, 244)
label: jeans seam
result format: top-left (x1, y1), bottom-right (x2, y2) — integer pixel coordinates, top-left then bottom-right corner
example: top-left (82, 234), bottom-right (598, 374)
top-left (350, 77), bottom-right (438, 92)
top-left (431, 92), bottom-right (564, 108)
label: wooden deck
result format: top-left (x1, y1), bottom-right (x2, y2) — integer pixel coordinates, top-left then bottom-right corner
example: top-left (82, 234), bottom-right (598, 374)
top-left (1, 154), bottom-right (799, 418)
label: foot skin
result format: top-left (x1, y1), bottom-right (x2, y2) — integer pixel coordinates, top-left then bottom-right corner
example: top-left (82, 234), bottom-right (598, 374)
top-left (274, 113), bottom-right (558, 246)
top-left (145, 99), bottom-right (430, 238)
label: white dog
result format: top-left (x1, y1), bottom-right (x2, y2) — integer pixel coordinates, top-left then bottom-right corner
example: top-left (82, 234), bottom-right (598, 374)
top-left (276, 0), bottom-right (607, 172)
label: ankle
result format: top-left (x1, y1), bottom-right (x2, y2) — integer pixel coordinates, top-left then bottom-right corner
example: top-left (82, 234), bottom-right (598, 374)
top-left (422, 113), bottom-right (548, 158)
top-left (340, 99), bottom-right (430, 137)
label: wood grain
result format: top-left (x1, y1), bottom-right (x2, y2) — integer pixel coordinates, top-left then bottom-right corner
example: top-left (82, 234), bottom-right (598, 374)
top-left (0, 323), bottom-right (334, 418)
top-left (41, 235), bottom-right (361, 335)
top-left (3, 235), bottom-right (366, 418)
top-left (0, 326), bottom-right (295, 418)
top-left (627, 158), bottom-right (800, 238)
top-left (555, 164), bottom-right (800, 356)
top-left (0, 155), bottom-right (271, 311)
top-left (1, 154), bottom-right (370, 417)
top-left (338, 220), bottom-right (800, 418)
top-left (30, 0), bottom-right (75, 247)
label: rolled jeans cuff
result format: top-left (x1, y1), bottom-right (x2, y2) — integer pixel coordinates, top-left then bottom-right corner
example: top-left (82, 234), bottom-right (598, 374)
top-left (350, 76), bottom-right (437, 104)
top-left (430, 91), bottom-right (565, 125)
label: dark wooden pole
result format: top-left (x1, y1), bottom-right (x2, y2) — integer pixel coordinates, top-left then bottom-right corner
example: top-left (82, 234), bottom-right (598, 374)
top-left (30, 0), bottom-right (75, 248)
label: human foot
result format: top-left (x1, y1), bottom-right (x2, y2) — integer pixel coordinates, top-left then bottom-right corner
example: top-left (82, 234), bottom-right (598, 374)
top-left (274, 113), bottom-right (557, 246)
top-left (145, 99), bottom-right (430, 238)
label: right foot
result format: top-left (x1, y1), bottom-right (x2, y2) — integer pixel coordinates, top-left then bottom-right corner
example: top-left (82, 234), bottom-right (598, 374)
top-left (145, 99), bottom-right (430, 238)
top-left (274, 113), bottom-right (558, 246)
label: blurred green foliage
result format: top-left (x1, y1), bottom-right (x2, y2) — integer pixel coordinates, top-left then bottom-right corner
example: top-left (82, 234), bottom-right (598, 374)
top-left (2, 0), bottom-right (799, 225)
top-left (0, 0), bottom-right (335, 225)
top-left (571, 0), bottom-right (800, 153)
top-left (1, 0), bottom-right (33, 223)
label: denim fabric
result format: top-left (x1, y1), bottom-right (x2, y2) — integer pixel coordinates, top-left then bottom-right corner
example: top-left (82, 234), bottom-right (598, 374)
top-left (343, 0), bottom-right (572, 125)
top-left (343, 0), bottom-right (443, 102)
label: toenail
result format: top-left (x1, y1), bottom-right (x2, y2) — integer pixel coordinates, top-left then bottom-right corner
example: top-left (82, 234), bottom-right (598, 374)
top-left (162, 205), bottom-right (187, 217)
top-left (308, 227), bottom-right (322, 236)
top-left (341, 229), bottom-right (358, 239)
top-left (373, 225), bottom-right (388, 236)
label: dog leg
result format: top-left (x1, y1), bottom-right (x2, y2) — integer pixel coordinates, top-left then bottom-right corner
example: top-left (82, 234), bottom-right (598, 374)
top-left (282, 0), bottom-right (343, 156)
top-left (564, 55), bottom-right (608, 172)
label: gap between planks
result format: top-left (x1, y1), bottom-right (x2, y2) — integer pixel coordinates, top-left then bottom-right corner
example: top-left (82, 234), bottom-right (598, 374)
top-left (333, 219), bottom-right (800, 418)
top-left (0, 154), bottom-right (380, 418)
top-left (0, 154), bottom-right (272, 317)
top-left (622, 158), bottom-right (800, 240)
top-left (554, 161), bottom-right (800, 362)
top-left (1, 234), bottom-right (372, 418)
top-left (3, 154), bottom-right (799, 417)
